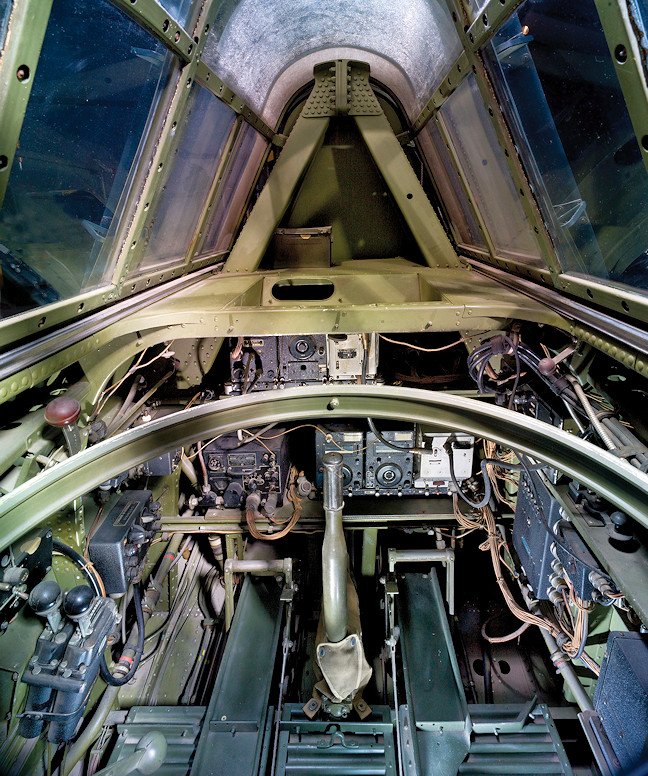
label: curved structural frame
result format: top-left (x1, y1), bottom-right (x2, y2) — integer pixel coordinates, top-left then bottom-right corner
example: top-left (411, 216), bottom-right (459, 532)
top-left (261, 47), bottom-right (420, 126)
top-left (1, 385), bottom-right (647, 551)
top-left (202, 0), bottom-right (461, 122)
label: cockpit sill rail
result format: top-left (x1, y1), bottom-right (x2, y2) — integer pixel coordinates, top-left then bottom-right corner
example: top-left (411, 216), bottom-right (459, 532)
top-left (1, 384), bottom-right (647, 551)
top-left (466, 258), bottom-right (648, 359)
top-left (0, 263), bottom-right (224, 380)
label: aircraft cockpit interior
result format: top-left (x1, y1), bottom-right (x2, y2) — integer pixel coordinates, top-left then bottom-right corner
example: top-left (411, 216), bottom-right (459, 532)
top-left (1, 0), bottom-right (648, 774)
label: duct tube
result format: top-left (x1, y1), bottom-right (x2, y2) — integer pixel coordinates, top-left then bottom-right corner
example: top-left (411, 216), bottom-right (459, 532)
top-left (538, 626), bottom-right (594, 712)
top-left (602, 418), bottom-right (648, 469)
top-left (321, 452), bottom-right (348, 643)
top-left (181, 455), bottom-right (198, 487)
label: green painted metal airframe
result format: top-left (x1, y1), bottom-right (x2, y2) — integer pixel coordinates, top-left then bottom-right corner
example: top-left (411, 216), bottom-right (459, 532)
top-left (0, 259), bottom-right (566, 406)
top-left (1, 384), bottom-right (648, 551)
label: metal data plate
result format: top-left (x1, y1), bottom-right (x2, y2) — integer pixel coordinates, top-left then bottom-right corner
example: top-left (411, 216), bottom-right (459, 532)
top-left (327, 334), bottom-right (377, 380)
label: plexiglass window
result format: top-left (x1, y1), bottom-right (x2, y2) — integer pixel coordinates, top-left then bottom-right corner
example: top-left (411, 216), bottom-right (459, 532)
top-left (157, 0), bottom-right (194, 26)
top-left (440, 76), bottom-right (543, 264)
top-left (419, 123), bottom-right (487, 251)
top-left (137, 85), bottom-right (236, 272)
top-left (466, 0), bottom-right (489, 22)
top-left (0, 0), bottom-right (169, 320)
top-left (485, 0), bottom-right (648, 292)
top-left (0, 0), bottom-right (11, 53)
top-left (197, 124), bottom-right (267, 257)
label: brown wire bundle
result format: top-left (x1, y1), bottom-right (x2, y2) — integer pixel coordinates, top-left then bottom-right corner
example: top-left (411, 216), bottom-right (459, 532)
top-left (476, 504), bottom-right (601, 675)
top-left (246, 467), bottom-right (302, 541)
top-left (483, 440), bottom-right (518, 509)
top-left (480, 505), bottom-right (562, 638)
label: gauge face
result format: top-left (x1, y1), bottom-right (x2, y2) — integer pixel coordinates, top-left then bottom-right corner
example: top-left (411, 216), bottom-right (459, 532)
top-left (342, 465), bottom-right (353, 488)
top-left (376, 463), bottom-right (403, 487)
top-left (289, 336), bottom-right (316, 360)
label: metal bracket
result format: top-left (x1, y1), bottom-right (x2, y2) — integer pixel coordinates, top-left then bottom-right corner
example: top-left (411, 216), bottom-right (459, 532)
top-left (0, 0), bottom-right (54, 212)
top-left (470, 696), bottom-right (538, 734)
top-left (346, 62), bottom-right (382, 116)
top-left (223, 557), bottom-right (293, 630)
top-left (388, 548), bottom-right (455, 615)
top-left (495, 31), bottom-right (535, 57)
top-left (578, 710), bottom-right (622, 776)
top-left (302, 60), bottom-right (383, 119)
top-left (302, 63), bottom-right (338, 118)
top-left (317, 729), bottom-right (359, 750)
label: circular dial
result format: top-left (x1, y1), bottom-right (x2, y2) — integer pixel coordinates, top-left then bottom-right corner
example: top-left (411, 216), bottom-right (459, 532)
top-left (376, 463), bottom-right (403, 488)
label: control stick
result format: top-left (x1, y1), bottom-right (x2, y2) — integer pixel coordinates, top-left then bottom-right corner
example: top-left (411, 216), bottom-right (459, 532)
top-left (321, 452), bottom-right (348, 642)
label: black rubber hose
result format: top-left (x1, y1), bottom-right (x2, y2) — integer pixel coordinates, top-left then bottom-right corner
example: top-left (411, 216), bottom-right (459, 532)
top-left (367, 417), bottom-right (411, 451)
top-left (482, 642), bottom-right (494, 704)
top-left (446, 443), bottom-right (548, 511)
top-left (100, 583), bottom-right (145, 687)
top-left (507, 343), bottom-right (521, 410)
top-left (52, 540), bottom-right (101, 597)
top-left (573, 608), bottom-right (589, 660)
top-left (468, 339), bottom-right (584, 411)
top-left (477, 355), bottom-right (500, 395)
top-left (446, 443), bottom-right (492, 509)
top-left (481, 458), bottom-right (545, 474)
top-left (467, 349), bottom-right (491, 383)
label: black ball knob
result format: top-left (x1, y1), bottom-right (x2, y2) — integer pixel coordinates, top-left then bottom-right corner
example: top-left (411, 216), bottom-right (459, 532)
top-left (63, 585), bottom-right (94, 619)
top-left (610, 510), bottom-right (627, 527)
top-left (610, 511), bottom-right (632, 535)
top-left (29, 581), bottom-right (62, 616)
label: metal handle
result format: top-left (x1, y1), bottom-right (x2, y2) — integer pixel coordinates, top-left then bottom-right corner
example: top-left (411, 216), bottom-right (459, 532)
top-left (321, 452), bottom-right (347, 642)
top-left (322, 452), bottom-right (344, 512)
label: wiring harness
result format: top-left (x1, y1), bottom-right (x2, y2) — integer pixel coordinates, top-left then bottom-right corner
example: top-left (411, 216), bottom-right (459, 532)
top-left (467, 333), bottom-right (648, 470)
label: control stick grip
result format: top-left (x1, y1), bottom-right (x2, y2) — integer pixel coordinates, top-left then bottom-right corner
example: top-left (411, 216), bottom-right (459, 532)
top-left (322, 452), bottom-right (344, 513)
